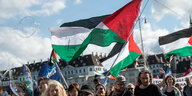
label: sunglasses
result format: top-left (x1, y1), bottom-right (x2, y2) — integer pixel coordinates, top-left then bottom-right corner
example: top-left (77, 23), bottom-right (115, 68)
top-left (96, 88), bottom-right (104, 90)
top-left (128, 88), bottom-right (134, 90)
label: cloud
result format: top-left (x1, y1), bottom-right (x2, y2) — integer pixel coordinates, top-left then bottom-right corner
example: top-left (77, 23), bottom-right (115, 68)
top-left (0, 0), bottom-right (66, 19)
top-left (0, 27), bottom-right (52, 71)
top-left (134, 23), bottom-right (169, 55)
top-left (151, 0), bottom-right (192, 21)
top-left (74, 0), bottom-right (82, 4)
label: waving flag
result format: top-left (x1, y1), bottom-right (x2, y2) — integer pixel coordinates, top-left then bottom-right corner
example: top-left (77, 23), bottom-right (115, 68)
top-left (159, 28), bottom-right (192, 58)
top-left (50, 0), bottom-right (142, 62)
top-left (164, 66), bottom-right (173, 77)
top-left (38, 61), bottom-right (61, 81)
top-left (102, 33), bottom-right (142, 77)
top-left (184, 67), bottom-right (192, 76)
top-left (51, 50), bottom-right (59, 63)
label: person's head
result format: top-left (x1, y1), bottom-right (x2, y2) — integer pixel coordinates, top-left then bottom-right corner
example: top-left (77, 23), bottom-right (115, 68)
top-left (96, 84), bottom-right (106, 96)
top-left (80, 85), bottom-right (94, 96)
top-left (42, 80), bottom-right (67, 96)
top-left (68, 84), bottom-right (79, 96)
top-left (93, 79), bottom-right (101, 86)
top-left (137, 70), bottom-right (152, 87)
top-left (38, 77), bottom-right (50, 93)
top-left (185, 77), bottom-right (191, 85)
top-left (165, 75), bottom-right (175, 86)
top-left (175, 83), bottom-right (182, 91)
top-left (71, 83), bottom-right (80, 91)
top-left (127, 83), bottom-right (135, 94)
top-left (115, 75), bottom-right (126, 91)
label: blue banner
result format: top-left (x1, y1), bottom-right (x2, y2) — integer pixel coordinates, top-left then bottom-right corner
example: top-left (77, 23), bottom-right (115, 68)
top-left (38, 61), bottom-right (61, 81)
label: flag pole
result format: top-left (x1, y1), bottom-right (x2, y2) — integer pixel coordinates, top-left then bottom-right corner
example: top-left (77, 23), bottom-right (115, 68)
top-left (50, 49), bottom-right (69, 88)
top-left (55, 62), bottom-right (69, 88)
top-left (138, 17), bottom-right (148, 70)
top-left (101, 0), bottom-right (149, 85)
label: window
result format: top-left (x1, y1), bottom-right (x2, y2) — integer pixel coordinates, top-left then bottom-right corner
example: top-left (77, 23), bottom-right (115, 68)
top-left (90, 68), bottom-right (92, 71)
top-left (71, 71), bottom-right (73, 74)
top-left (83, 69), bottom-right (85, 72)
top-left (76, 70), bottom-right (78, 73)
top-left (79, 70), bottom-right (81, 73)
top-left (129, 73), bottom-right (135, 76)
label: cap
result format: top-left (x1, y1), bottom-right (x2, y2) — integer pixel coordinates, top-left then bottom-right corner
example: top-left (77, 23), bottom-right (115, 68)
top-left (115, 75), bottom-right (126, 82)
top-left (80, 85), bottom-right (94, 94)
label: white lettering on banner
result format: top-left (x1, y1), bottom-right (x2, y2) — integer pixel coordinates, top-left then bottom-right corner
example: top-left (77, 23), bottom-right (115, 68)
top-left (47, 67), bottom-right (56, 78)
top-left (152, 75), bottom-right (192, 87)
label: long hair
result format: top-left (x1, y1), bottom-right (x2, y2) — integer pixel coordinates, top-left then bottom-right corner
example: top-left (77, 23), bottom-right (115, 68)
top-left (165, 75), bottom-right (175, 86)
top-left (137, 70), bottom-right (152, 86)
top-left (41, 80), bottom-right (67, 96)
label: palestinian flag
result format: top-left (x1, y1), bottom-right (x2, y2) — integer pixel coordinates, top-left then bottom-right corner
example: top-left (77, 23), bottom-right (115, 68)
top-left (102, 34), bottom-right (142, 77)
top-left (51, 50), bottom-right (59, 63)
top-left (159, 28), bottom-right (192, 58)
top-left (50, 0), bottom-right (142, 62)
top-left (184, 67), bottom-right (192, 76)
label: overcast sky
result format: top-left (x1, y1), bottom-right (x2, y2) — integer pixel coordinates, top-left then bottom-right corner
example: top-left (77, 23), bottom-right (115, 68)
top-left (0, 0), bottom-right (192, 71)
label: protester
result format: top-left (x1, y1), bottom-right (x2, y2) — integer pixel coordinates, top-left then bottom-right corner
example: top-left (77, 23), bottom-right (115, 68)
top-left (157, 68), bottom-right (166, 88)
top-left (37, 77), bottom-right (50, 96)
top-left (95, 84), bottom-right (106, 96)
top-left (72, 83), bottom-right (80, 91)
top-left (41, 80), bottom-right (67, 96)
top-left (175, 83), bottom-right (183, 96)
top-left (162, 75), bottom-right (181, 96)
top-left (109, 75), bottom-right (133, 96)
top-left (183, 77), bottom-right (192, 96)
top-left (68, 84), bottom-right (79, 96)
top-left (134, 69), bottom-right (162, 96)
top-left (127, 83), bottom-right (135, 94)
top-left (80, 85), bottom-right (94, 96)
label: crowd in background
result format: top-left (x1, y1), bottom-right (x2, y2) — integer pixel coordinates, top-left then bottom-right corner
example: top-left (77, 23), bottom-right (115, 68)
top-left (0, 68), bottom-right (192, 96)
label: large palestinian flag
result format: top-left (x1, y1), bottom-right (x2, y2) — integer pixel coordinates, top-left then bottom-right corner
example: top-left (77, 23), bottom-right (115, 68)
top-left (50, 0), bottom-right (142, 62)
top-left (159, 28), bottom-right (192, 58)
top-left (102, 34), bottom-right (142, 77)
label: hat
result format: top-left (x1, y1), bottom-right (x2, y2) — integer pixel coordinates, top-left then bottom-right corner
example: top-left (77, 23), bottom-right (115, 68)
top-left (115, 75), bottom-right (126, 82)
top-left (80, 85), bottom-right (94, 94)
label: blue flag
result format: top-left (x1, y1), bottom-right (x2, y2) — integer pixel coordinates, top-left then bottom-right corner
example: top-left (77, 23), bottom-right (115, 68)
top-left (38, 61), bottom-right (61, 81)
top-left (165, 66), bottom-right (174, 77)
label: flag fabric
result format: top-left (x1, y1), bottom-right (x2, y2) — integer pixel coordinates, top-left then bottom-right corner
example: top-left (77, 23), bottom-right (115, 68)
top-left (154, 75), bottom-right (159, 79)
top-left (159, 28), bottom-right (192, 59)
top-left (184, 67), bottom-right (192, 76)
top-left (164, 66), bottom-right (173, 77)
top-left (38, 61), bottom-right (61, 81)
top-left (94, 69), bottom-right (115, 80)
top-left (50, 0), bottom-right (142, 62)
top-left (102, 34), bottom-right (142, 77)
top-left (51, 50), bottom-right (59, 63)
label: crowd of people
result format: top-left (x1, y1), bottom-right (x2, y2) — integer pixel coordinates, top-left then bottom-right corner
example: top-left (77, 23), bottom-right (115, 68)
top-left (0, 68), bottom-right (192, 96)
